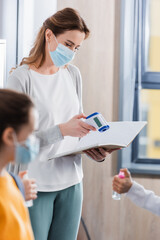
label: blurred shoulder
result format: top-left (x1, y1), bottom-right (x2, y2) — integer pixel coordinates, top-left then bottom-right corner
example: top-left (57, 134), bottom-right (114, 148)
top-left (9, 64), bottom-right (30, 79)
top-left (67, 64), bottom-right (81, 77)
top-left (7, 65), bottom-right (30, 92)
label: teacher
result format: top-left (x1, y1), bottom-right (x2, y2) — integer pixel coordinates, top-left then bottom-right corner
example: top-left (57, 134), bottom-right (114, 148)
top-left (7, 8), bottom-right (110, 240)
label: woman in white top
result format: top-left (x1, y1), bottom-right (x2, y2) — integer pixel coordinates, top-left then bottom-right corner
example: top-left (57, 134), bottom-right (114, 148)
top-left (112, 168), bottom-right (160, 217)
top-left (7, 8), bottom-right (112, 240)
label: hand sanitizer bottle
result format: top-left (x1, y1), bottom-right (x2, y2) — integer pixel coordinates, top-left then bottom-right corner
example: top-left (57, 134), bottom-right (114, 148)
top-left (112, 171), bottom-right (125, 200)
top-left (23, 173), bottom-right (33, 207)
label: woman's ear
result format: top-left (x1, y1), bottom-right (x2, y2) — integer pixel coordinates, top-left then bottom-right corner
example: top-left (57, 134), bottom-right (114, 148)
top-left (45, 29), bottom-right (53, 42)
top-left (2, 127), bottom-right (15, 146)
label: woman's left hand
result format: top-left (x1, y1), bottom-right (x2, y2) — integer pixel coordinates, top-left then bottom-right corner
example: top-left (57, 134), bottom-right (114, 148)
top-left (83, 147), bottom-right (118, 162)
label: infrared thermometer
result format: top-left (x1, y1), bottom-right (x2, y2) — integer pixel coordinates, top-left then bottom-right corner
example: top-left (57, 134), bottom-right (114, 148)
top-left (85, 112), bottom-right (110, 132)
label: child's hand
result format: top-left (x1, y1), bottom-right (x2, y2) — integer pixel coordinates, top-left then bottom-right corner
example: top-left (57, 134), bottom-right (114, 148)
top-left (112, 168), bottom-right (133, 194)
top-left (19, 171), bottom-right (37, 201)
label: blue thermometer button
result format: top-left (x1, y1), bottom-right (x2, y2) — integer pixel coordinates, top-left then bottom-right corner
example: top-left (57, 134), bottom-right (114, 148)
top-left (99, 125), bottom-right (110, 132)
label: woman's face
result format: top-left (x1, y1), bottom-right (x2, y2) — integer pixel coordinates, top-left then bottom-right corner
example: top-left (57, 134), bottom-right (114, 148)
top-left (47, 30), bottom-right (85, 53)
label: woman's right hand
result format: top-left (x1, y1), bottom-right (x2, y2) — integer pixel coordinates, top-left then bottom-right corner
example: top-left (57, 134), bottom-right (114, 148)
top-left (59, 113), bottom-right (96, 138)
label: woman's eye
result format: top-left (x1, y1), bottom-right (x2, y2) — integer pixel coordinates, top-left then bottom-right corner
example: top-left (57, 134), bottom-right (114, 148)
top-left (65, 42), bottom-right (72, 47)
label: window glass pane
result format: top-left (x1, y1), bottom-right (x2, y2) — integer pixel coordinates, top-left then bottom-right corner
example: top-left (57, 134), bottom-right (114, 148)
top-left (0, 40), bottom-right (6, 88)
top-left (146, 0), bottom-right (160, 72)
top-left (139, 89), bottom-right (160, 159)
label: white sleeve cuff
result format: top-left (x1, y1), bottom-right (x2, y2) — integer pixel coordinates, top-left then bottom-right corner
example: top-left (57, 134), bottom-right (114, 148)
top-left (126, 181), bottom-right (146, 207)
top-left (35, 125), bottom-right (64, 147)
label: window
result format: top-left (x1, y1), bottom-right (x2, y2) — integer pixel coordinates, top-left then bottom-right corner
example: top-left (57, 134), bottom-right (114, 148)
top-left (119, 0), bottom-right (160, 174)
top-left (0, 39), bottom-right (6, 88)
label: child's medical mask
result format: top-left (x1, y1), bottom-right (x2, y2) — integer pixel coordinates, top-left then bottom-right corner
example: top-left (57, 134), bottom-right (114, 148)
top-left (14, 134), bottom-right (40, 164)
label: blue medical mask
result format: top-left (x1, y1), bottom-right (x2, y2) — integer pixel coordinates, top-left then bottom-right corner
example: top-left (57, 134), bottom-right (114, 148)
top-left (49, 36), bottom-right (75, 67)
top-left (14, 134), bottom-right (40, 164)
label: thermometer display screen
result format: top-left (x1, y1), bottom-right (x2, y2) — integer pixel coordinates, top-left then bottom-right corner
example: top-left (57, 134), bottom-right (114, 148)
top-left (93, 117), bottom-right (102, 127)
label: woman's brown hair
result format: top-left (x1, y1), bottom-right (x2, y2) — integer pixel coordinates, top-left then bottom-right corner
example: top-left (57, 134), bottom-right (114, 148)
top-left (20, 8), bottom-right (90, 68)
top-left (0, 89), bottom-right (34, 145)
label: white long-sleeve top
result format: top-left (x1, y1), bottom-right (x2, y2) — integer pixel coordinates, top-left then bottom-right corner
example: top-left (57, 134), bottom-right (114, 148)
top-left (126, 181), bottom-right (160, 216)
top-left (7, 64), bottom-right (83, 192)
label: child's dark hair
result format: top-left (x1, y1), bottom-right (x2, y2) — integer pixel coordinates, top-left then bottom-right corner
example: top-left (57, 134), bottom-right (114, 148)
top-left (0, 89), bottom-right (34, 145)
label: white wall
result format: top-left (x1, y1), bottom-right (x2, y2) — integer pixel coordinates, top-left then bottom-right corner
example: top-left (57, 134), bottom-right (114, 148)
top-left (18, 0), bottom-right (57, 63)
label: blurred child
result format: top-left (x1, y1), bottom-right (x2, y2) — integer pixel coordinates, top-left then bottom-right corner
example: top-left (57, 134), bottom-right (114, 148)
top-left (113, 168), bottom-right (160, 216)
top-left (0, 89), bottom-right (39, 239)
